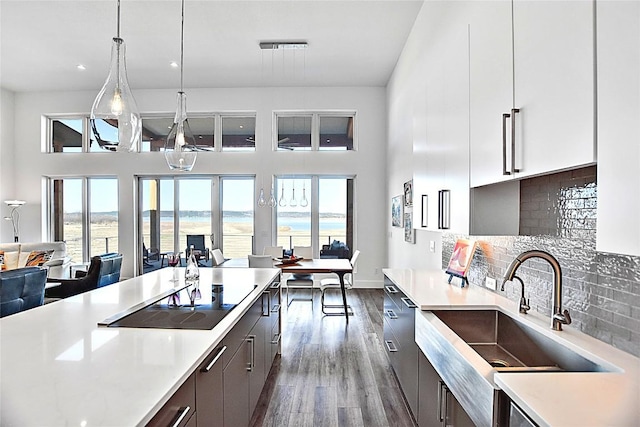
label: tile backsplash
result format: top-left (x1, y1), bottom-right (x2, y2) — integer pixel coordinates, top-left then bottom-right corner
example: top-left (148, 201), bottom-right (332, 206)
top-left (443, 166), bottom-right (640, 357)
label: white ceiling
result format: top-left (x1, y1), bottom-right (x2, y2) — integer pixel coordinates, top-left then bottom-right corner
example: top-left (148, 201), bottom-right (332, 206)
top-left (0, 0), bottom-right (423, 93)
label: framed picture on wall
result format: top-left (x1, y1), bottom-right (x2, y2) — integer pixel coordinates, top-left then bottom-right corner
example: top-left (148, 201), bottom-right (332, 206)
top-left (404, 180), bottom-right (413, 207)
top-left (392, 195), bottom-right (404, 227)
top-left (404, 212), bottom-right (415, 243)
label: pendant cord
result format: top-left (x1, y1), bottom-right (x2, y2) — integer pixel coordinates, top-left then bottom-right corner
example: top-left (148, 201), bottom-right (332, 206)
top-left (116, 0), bottom-right (121, 39)
top-left (180, 0), bottom-right (185, 92)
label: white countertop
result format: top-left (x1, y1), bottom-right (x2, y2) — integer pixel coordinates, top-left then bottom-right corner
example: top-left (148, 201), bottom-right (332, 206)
top-left (0, 267), bottom-right (280, 426)
top-left (383, 268), bottom-right (640, 427)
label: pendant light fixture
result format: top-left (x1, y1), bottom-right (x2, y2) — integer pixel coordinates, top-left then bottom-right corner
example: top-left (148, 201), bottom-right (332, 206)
top-left (278, 181), bottom-right (287, 207)
top-left (91, 0), bottom-right (141, 152)
top-left (300, 181), bottom-right (309, 207)
top-left (289, 182), bottom-right (298, 207)
top-left (268, 186), bottom-right (277, 208)
top-left (257, 187), bottom-right (267, 207)
top-left (164, 0), bottom-right (197, 172)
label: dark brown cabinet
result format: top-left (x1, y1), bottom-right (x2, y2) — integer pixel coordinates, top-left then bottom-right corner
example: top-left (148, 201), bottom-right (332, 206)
top-left (418, 351), bottom-right (474, 427)
top-left (147, 373), bottom-right (196, 427)
top-left (196, 344), bottom-right (226, 427)
top-left (223, 277), bottom-right (281, 426)
top-left (382, 275), bottom-right (418, 416)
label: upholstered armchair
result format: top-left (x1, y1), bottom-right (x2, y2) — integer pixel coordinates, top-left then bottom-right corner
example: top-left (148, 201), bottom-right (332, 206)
top-left (0, 266), bottom-right (47, 318)
top-left (45, 253), bottom-right (123, 299)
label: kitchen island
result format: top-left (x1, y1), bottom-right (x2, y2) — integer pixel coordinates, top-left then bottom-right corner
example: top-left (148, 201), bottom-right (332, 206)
top-left (0, 267), bottom-right (280, 426)
top-left (383, 268), bottom-right (640, 427)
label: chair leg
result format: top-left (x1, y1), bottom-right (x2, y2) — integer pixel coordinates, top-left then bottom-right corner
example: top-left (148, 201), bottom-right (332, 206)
top-left (321, 287), bottom-right (353, 316)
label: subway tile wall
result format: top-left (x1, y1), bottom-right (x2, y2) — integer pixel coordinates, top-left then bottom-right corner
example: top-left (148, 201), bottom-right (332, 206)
top-left (443, 166), bottom-right (640, 357)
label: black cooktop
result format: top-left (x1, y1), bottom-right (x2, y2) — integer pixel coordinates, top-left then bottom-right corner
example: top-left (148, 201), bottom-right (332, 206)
top-left (103, 282), bottom-right (256, 330)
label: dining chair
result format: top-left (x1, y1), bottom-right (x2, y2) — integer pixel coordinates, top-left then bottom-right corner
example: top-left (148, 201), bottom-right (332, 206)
top-left (286, 246), bottom-right (314, 308)
top-left (262, 246), bottom-right (283, 259)
top-left (211, 249), bottom-right (227, 266)
top-left (319, 249), bottom-right (360, 315)
top-left (248, 254), bottom-right (275, 268)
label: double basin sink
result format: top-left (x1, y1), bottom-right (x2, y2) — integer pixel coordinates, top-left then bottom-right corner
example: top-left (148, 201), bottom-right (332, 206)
top-left (431, 309), bottom-right (610, 373)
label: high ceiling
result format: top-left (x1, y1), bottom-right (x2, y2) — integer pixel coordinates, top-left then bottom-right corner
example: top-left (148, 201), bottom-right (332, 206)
top-left (0, 0), bottom-right (423, 93)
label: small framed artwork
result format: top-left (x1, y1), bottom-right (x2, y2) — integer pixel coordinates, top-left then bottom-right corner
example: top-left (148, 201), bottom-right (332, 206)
top-left (404, 212), bottom-right (415, 243)
top-left (404, 180), bottom-right (413, 207)
top-left (421, 195), bottom-right (428, 227)
top-left (445, 239), bottom-right (477, 287)
top-left (392, 195), bottom-right (404, 227)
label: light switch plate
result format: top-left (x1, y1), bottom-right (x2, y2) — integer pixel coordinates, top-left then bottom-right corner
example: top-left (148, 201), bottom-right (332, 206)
top-left (429, 241), bottom-right (436, 252)
top-left (485, 277), bottom-right (497, 290)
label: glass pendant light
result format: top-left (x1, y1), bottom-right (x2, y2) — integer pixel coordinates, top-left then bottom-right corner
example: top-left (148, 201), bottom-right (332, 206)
top-left (257, 187), bottom-right (267, 207)
top-left (278, 181), bottom-right (287, 207)
top-left (289, 182), bottom-right (297, 207)
top-left (164, 0), bottom-right (197, 172)
top-left (268, 187), bottom-right (277, 208)
top-left (300, 181), bottom-right (309, 207)
top-left (91, 0), bottom-right (141, 152)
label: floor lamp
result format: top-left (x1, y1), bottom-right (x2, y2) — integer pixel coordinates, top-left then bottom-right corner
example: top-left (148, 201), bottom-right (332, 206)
top-left (4, 200), bottom-right (26, 242)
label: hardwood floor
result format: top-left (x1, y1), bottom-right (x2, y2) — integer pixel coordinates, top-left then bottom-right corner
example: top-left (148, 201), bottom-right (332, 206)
top-left (250, 289), bottom-right (416, 427)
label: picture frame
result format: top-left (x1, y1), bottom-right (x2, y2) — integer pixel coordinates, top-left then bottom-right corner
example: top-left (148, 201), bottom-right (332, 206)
top-left (421, 194), bottom-right (428, 227)
top-left (404, 180), bottom-right (413, 207)
top-left (392, 195), bottom-right (404, 227)
top-left (404, 212), bottom-right (415, 243)
top-left (445, 239), bottom-right (477, 287)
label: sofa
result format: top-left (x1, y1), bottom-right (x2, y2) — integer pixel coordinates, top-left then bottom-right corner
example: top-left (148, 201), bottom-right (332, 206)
top-left (0, 266), bottom-right (47, 317)
top-left (0, 242), bottom-right (71, 277)
top-left (45, 253), bottom-right (123, 299)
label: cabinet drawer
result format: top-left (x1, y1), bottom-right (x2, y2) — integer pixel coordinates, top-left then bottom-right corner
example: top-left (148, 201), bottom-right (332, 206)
top-left (147, 374), bottom-right (196, 427)
top-left (223, 293), bottom-right (263, 368)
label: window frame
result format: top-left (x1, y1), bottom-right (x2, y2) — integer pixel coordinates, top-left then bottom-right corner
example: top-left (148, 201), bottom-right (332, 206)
top-left (272, 111), bottom-right (357, 151)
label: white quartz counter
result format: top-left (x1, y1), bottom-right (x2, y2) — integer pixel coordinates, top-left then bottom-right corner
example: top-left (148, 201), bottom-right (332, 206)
top-left (383, 268), bottom-right (640, 427)
top-left (0, 267), bottom-right (280, 426)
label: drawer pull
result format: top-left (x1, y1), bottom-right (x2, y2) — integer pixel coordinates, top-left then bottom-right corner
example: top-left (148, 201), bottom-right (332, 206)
top-left (170, 406), bottom-right (191, 427)
top-left (385, 285), bottom-right (398, 294)
top-left (247, 335), bottom-right (255, 372)
top-left (270, 281), bottom-right (281, 289)
top-left (201, 345), bottom-right (227, 373)
top-left (385, 309), bottom-right (398, 319)
top-left (401, 297), bottom-right (417, 309)
top-left (384, 340), bottom-right (398, 353)
top-left (271, 304), bottom-right (281, 313)
top-left (271, 333), bottom-right (282, 345)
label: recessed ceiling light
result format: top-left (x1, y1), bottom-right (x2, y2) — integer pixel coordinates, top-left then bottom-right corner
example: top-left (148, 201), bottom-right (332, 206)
top-left (170, 61), bottom-right (179, 68)
top-left (239, 125), bottom-right (244, 129)
top-left (77, 64), bottom-right (86, 71)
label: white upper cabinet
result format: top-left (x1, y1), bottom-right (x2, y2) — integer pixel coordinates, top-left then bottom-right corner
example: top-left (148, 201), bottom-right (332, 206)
top-left (412, 1), bottom-right (471, 235)
top-left (470, 0), bottom-right (596, 188)
top-left (469, 1), bottom-right (514, 188)
top-left (596, 0), bottom-right (640, 256)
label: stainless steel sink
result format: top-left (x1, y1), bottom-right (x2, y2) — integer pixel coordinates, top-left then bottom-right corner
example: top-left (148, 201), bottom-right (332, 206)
top-left (431, 309), bottom-right (609, 373)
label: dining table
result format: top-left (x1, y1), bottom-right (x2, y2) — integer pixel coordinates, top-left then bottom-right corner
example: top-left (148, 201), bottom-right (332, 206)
top-left (220, 257), bottom-right (354, 322)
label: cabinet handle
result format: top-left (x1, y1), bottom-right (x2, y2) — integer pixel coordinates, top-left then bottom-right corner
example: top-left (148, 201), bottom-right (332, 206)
top-left (385, 309), bottom-right (398, 320)
top-left (271, 333), bottom-right (281, 345)
top-left (170, 406), bottom-right (191, 427)
top-left (271, 303), bottom-right (281, 313)
top-left (510, 108), bottom-right (521, 174)
top-left (401, 297), bottom-right (417, 309)
top-left (201, 345), bottom-right (227, 373)
top-left (262, 291), bottom-right (270, 316)
top-left (270, 281), bottom-right (280, 289)
top-left (502, 112), bottom-right (511, 175)
top-left (247, 335), bottom-right (255, 372)
top-left (438, 381), bottom-right (449, 422)
top-left (385, 285), bottom-right (398, 294)
top-left (384, 340), bottom-right (398, 353)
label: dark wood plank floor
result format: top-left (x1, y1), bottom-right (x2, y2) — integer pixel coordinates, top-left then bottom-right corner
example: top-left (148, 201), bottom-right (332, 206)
top-left (250, 289), bottom-right (416, 427)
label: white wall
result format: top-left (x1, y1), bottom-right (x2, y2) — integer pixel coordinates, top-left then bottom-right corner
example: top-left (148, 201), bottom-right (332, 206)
top-left (6, 86), bottom-right (387, 283)
top-left (386, 2), bottom-right (444, 270)
top-left (0, 88), bottom-right (16, 242)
